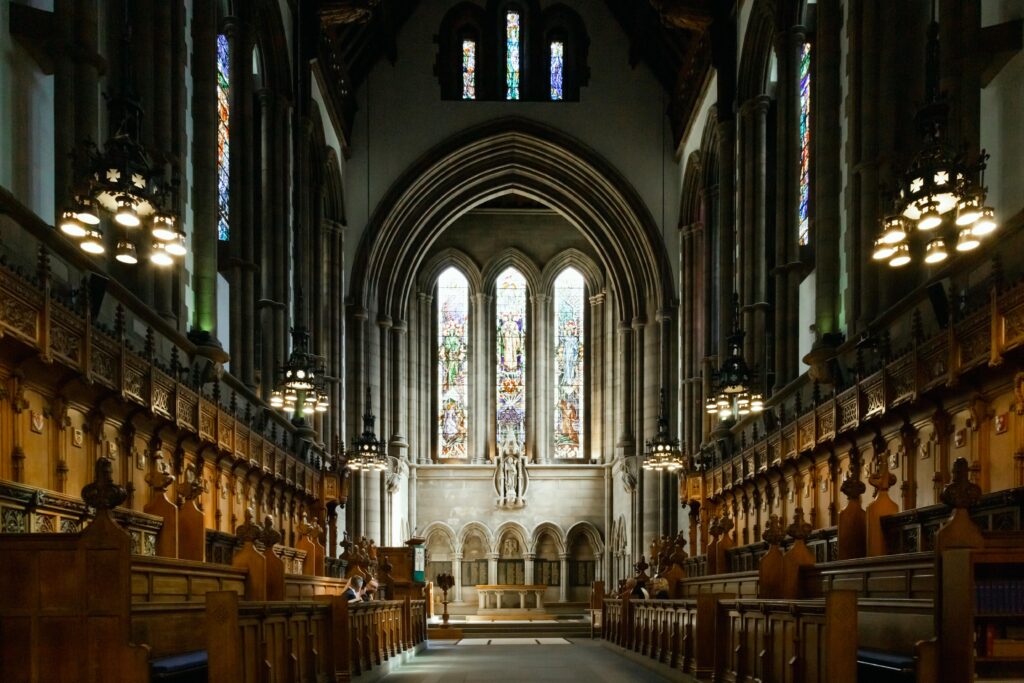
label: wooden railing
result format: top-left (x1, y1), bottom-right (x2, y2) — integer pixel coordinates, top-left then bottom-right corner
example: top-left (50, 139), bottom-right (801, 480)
top-left (604, 593), bottom-right (857, 683)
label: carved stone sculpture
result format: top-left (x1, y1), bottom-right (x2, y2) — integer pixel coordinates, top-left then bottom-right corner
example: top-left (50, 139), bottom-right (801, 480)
top-left (494, 430), bottom-right (528, 509)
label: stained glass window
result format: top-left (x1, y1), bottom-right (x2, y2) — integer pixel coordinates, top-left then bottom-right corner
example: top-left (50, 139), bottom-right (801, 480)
top-left (505, 11), bottom-right (521, 100)
top-left (496, 268), bottom-right (527, 453)
top-left (550, 40), bottom-right (564, 100)
top-left (798, 42), bottom-right (811, 246)
top-left (461, 39), bottom-right (476, 100)
top-left (553, 268), bottom-right (584, 459)
top-left (437, 268), bottom-right (469, 459)
top-left (217, 34), bottom-right (230, 241)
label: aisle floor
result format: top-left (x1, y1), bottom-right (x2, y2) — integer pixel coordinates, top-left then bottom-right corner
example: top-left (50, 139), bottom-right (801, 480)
top-left (379, 639), bottom-right (676, 682)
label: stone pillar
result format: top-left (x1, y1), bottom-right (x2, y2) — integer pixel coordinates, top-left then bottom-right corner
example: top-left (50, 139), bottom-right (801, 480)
top-left (750, 97), bottom-right (771, 376)
top-left (855, 1), bottom-right (880, 331)
top-left (377, 315), bottom-right (392, 453)
top-left (632, 316), bottom-right (646, 551)
top-left (417, 292), bottom-right (433, 463)
top-left (524, 552), bottom-right (535, 584)
top-left (785, 25), bottom-right (808, 382)
top-left (716, 117), bottom-right (736, 361)
top-left (487, 553), bottom-right (498, 585)
top-left (589, 293), bottom-right (605, 461)
top-left (407, 465), bottom-right (417, 537)
top-left (532, 293), bottom-right (551, 462)
top-left (152, 0), bottom-right (175, 323)
top-left (389, 321), bottom-right (409, 458)
top-left (453, 552), bottom-right (463, 602)
top-left (53, 0), bottom-right (74, 220)
top-left (472, 293), bottom-right (491, 463)
top-left (616, 323), bottom-right (635, 455)
top-left (190, 0), bottom-right (220, 339)
top-left (558, 553), bottom-right (569, 603)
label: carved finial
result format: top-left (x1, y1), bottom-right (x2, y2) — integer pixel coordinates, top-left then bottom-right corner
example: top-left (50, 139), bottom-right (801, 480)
top-left (708, 515), bottom-right (724, 539)
top-left (719, 514), bottom-right (734, 537)
top-left (37, 246), bottom-right (50, 283)
top-left (812, 381), bottom-right (821, 406)
top-left (940, 457), bottom-right (982, 509)
top-left (794, 390), bottom-right (803, 414)
top-left (235, 508), bottom-right (262, 543)
top-left (633, 555), bottom-right (650, 577)
top-left (115, 305), bottom-right (126, 338)
top-left (868, 453), bottom-right (896, 494)
top-left (840, 469), bottom-right (866, 500)
top-left (81, 457), bottom-right (128, 511)
top-left (144, 327), bottom-right (155, 359)
top-left (787, 508), bottom-right (812, 541)
top-left (762, 514), bottom-right (785, 546)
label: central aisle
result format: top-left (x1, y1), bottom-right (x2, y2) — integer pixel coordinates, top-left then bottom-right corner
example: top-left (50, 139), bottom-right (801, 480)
top-left (380, 639), bottom-right (677, 682)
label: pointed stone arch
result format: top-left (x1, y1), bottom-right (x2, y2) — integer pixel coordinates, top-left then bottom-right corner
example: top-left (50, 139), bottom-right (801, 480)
top-left (351, 117), bottom-right (673, 325)
top-left (566, 520), bottom-right (604, 557)
top-left (494, 520), bottom-right (531, 557)
top-left (458, 521), bottom-right (494, 555)
top-left (539, 248), bottom-right (604, 296)
top-left (530, 521), bottom-right (567, 556)
top-left (418, 248), bottom-right (485, 297)
top-left (421, 521), bottom-right (458, 555)
top-left (481, 248), bottom-right (543, 297)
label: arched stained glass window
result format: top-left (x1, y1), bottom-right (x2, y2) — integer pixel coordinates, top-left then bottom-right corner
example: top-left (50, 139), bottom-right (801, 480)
top-left (438, 268), bottom-right (470, 459)
top-left (505, 11), bottom-right (521, 100)
top-left (217, 34), bottom-right (230, 241)
top-left (462, 39), bottom-right (477, 100)
top-left (553, 268), bottom-right (584, 459)
top-left (798, 42), bottom-right (811, 246)
top-left (550, 40), bottom-right (564, 100)
top-left (496, 268), bottom-right (527, 452)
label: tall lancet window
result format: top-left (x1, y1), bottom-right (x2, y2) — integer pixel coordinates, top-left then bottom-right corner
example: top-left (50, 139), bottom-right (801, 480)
top-left (437, 268), bottom-right (470, 459)
top-left (505, 11), bottom-right (521, 100)
top-left (549, 40), bottom-right (564, 100)
top-left (217, 34), bottom-right (230, 241)
top-left (553, 268), bottom-right (584, 459)
top-left (798, 42), bottom-right (811, 246)
top-left (496, 268), bottom-right (527, 452)
top-left (462, 39), bottom-right (477, 100)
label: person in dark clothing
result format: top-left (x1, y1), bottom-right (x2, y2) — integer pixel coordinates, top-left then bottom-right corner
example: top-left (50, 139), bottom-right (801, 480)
top-left (343, 575), bottom-right (365, 602)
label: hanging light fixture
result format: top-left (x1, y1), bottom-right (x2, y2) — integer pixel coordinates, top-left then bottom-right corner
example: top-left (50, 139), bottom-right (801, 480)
top-left (876, 7), bottom-right (996, 268)
top-left (643, 388), bottom-right (686, 473)
top-left (705, 294), bottom-right (764, 422)
top-left (347, 387), bottom-right (388, 472)
top-left (57, 10), bottom-right (185, 267)
top-left (269, 324), bottom-right (330, 420)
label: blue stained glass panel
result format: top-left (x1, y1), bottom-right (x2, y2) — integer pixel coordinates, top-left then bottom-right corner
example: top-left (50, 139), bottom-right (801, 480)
top-left (798, 42), bottom-right (811, 246)
top-left (496, 268), bottom-right (527, 453)
top-left (438, 268), bottom-right (469, 459)
top-left (217, 34), bottom-right (230, 241)
top-left (506, 11), bottom-right (520, 100)
top-left (462, 39), bottom-right (476, 100)
top-left (553, 268), bottom-right (584, 459)
top-left (550, 40), bottom-right (564, 100)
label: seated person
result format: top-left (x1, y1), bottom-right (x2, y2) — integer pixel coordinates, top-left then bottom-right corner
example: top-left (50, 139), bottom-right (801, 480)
top-left (362, 578), bottom-right (380, 601)
top-left (343, 575), bottom-right (365, 603)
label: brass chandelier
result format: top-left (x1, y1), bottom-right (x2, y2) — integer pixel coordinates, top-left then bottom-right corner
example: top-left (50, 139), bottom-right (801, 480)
top-left (269, 327), bottom-right (330, 416)
top-left (872, 16), bottom-right (996, 268)
top-left (59, 19), bottom-right (184, 266)
top-left (705, 296), bottom-right (764, 421)
top-left (347, 387), bottom-right (388, 472)
top-left (643, 388), bottom-right (686, 473)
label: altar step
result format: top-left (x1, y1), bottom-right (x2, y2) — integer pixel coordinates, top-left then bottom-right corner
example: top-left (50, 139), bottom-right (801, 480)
top-left (447, 618), bottom-right (593, 639)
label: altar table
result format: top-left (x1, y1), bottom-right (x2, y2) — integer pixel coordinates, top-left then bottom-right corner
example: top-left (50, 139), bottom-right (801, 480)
top-left (474, 584), bottom-right (547, 610)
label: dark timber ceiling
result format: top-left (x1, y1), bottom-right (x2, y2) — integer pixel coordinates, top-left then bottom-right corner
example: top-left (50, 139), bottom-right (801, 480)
top-left (316, 0), bottom-right (718, 147)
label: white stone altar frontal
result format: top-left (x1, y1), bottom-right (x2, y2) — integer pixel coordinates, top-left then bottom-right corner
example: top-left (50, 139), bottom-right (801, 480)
top-left (475, 584), bottom-right (548, 611)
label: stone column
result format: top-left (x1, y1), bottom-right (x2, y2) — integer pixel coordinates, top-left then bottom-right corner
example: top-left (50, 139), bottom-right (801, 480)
top-left (407, 465), bottom-right (417, 537)
top-left (472, 293), bottom-right (491, 463)
top-left (190, 0), bottom-right (220, 339)
top-left (589, 293), bottom-right (605, 461)
top-left (453, 552), bottom-right (463, 602)
top-left (389, 321), bottom-right (409, 458)
top-left (558, 553), bottom-right (569, 603)
top-left (632, 316), bottom-right (646, 551)
top-left (524, 552), bottom-right (535, 584)
top-left (377, 315), bottom-right (392, 452)
top-left (616, 323), bottom-right (635, 456)
top-left (53, 0), bottom-right (74, 219)
top-left (785, 25), bottom-right (808, 382)
top-left (855, 1), bottom-right (880, 331)
top-left (750, 97), bottom-right (771, 375)
top-left (716, 117), bottom-right (736, 361)
top-left (417, 292), bottom-right (433, 463)
top-left (532, 293), bottom-right (551, 462)
top-left (487, 552), bottom-right (498, 585)
top-left (74, 0), bottom-right (98, 162)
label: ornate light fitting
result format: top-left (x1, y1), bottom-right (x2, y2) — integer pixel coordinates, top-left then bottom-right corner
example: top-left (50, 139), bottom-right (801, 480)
top-left (643, 388), bottom-right (686, 472)
top-left (347, 387), bottom-right (388, 472)
top-left (705, 295), bottom-right (763, 421)
top-left (58, 20), bottom-right (184, 266)
top-left (269, 327), bottom-right (330, 417)
top-left (873, 16), bottom-right (996, 268)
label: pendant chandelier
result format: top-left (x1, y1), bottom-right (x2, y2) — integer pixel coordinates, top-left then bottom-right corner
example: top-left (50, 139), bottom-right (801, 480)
top-left (643, 388), bottom-right (686, 472)
top-left (269, 326), bottom-right (330, 416)
top-left (705, 295), bottom-right (763, 421)
top-left (347, 387), bottom-right (388, 472)
top-left (872, 13), bottom-right (996, 268)
top-left (59, 17), bottom-right (184, 266)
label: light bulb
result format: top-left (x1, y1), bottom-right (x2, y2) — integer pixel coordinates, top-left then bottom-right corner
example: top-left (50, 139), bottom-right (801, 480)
top-left (972, 207), bottom-right (997, 236)
top-left (872, 237), bottom-right (896, 261)
top-left (917, 203), bottom-right (941, 231)
top-left (150, 242), bottom-right (174, 266)
top-left (888, 243), bottom-right (911, 267)
top-left (74, 197), bottom-right (100, 225)
top-left (115, 196), bottom-right (140, 227)
top-left (955, 193), bottom-right (982, 226)
top-left (955, 227), bottom-right (979, 252)
top-left (880, 215), bottom-right (906, 244)
top-left (270, 391), bottom-right (284, 408)
top-left (80, 229), bottom-right (105, 254)
top-left (114, 240), bottom-right (138, 264)
top-left (924, 238), bottom-right (948, 264)
top-left (166, 234), bottom-right (187, 256)
top-left (59, 210), bottom-right (87, 238)
top-left (151, 213), bottom-right (177, 241)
